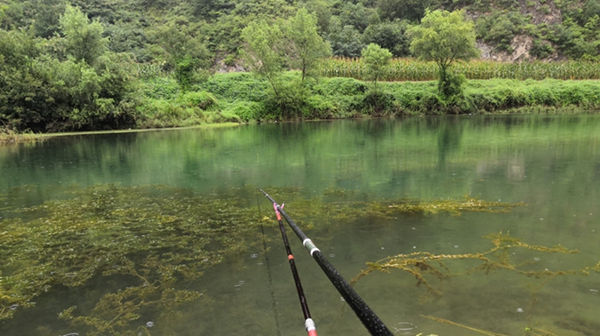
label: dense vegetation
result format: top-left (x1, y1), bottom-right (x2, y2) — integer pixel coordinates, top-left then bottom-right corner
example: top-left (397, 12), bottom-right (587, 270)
top-left (2, 0), bottom-right (598, 62)
top-left (1, 0), bottom-right (600, 134)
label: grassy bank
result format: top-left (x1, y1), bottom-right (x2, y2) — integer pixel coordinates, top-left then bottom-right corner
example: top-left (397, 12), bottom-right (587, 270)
top-left (4, 72), bottom-right (599, 143)
top-left (137, 72), bottom-right (600, 123)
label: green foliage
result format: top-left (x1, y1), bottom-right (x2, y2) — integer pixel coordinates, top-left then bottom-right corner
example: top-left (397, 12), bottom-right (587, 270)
top-left (0, 9), bottom-right (137, 132)
top-left (361, 90), bottom-right (396, 115)
top-left (362, 20), bottom-right (410, 57)
top-left (327, 15), bottom-right (366, 57)
top-left (408, 9), bottom-right (478, 97)
top-left (530, 39), bottom-right (555, 58)
top-left (361, 43), bottom-right (393, 87)
top-left (241, 20), bottom-right (286, 90)
top-left (31, 0), bottom-right (66, 38)
top-left (222, 101), bottom-right (264, 122)
top-left (200, 72), bottom-right (269, 102)
top-left (409, 9), bottom-right (479, 69)
top-left (286, 8), bottom-right (332, 81)
top-left (376, 0), bottom-right (436, 22)
top-left (148, 18), bottom-right (213, 90)
top-left (337, 2), bottom-right (379, 32)
top-left (438, 70), bottom-right (465, 98)
top-left (60, 5), bottom-right (108, 65)
top-left (476, 10), bottom-right (527, 52)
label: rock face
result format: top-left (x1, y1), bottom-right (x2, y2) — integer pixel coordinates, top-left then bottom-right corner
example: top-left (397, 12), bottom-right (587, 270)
top-left (476, 0), bottom-right (563, 62)
top-left (477, 36), bottom-right (534, 62)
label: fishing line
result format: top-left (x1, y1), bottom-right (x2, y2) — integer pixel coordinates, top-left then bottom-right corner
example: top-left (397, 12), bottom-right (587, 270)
top-left (256, 192), bottom-right (282, 336)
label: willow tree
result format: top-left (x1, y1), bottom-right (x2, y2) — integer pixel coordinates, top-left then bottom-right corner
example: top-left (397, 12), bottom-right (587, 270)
top-left (408, 9), bottom-right (479, 97)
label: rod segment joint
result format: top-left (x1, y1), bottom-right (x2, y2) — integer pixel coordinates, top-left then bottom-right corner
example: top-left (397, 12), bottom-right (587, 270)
top-left (302, 239), bottom-right (320, 256)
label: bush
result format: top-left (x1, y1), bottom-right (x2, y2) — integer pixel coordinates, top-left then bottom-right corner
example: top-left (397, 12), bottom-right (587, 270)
top-left (530, 39), bottom-right (555, 59)
top-left (315, 77), bottom-right (367, 96)
top-left (305, 95), bottom-right (337, 119)
top-left (438, 71), bottom-right (465, 98)
top-left (361, 90), bottom-right (395, 115)
top-left (177, 91), bottom-right (217, 110)
top-left (221, 101), bottom-right (263, 122)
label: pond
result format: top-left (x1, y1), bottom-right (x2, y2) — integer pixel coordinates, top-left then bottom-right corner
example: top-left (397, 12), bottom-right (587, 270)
top-left (1, 116), bottom-right (599, 336)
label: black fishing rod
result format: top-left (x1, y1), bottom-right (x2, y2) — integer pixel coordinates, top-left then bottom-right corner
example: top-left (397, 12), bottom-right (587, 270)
top-left (270, 201), bottom-right (318, 336)
top-left (260, 189), bottom-right (393, 336)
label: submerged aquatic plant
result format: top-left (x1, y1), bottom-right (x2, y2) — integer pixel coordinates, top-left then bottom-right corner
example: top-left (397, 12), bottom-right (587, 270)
top-left (0, 185), bottom-right (525, 334)
top-left (282, 193), bottom-right (523, 228)
top-left (353, 232), bottom-right (598, 296)
top-left (0, 185), bottom-right (263, 334)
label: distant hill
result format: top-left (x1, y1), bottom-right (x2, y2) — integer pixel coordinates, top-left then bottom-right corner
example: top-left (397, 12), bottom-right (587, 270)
top-left (1, 0), bottom-right (599, 65)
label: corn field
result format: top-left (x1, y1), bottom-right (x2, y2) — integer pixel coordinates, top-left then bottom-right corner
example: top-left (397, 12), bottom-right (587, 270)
top-left (319, 57), bottom-right (600, 81)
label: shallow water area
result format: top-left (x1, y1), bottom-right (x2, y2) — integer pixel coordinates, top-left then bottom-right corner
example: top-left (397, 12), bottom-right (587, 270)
top-left (1, 115), bottom-right (599, 335)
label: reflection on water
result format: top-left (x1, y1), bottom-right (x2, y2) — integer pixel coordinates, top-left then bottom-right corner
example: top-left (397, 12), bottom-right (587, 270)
top-left (1, 115), bottom-right (600, 335)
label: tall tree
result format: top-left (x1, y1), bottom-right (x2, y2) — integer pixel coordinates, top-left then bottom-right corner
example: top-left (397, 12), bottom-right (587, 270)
top-left (286, 8), bottom-right (331, 82)
top-left (408, 9), bottom-right (478, 97)
top-left (59, 5), bottom-right (108, 65)
top-left (241, 20), bottom-right (286, 96)
top-left (149, 19), bottom-right (213, 90)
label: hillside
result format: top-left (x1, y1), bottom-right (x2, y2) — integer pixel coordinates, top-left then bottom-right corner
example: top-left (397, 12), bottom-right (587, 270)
top-left (1, 0), bottom-right (599, 67)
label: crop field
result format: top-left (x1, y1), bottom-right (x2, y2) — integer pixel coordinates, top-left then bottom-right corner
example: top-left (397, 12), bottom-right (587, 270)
top-left (319, 58), bottom-right (600, 81)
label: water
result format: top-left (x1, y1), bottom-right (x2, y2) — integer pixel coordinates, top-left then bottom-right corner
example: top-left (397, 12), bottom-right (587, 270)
top-left (1, 116), bottom-right (599, 335)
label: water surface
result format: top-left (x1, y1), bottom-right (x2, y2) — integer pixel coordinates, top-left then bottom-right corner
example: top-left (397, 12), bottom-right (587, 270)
top-left (1, 116), bottom-right (599, 335)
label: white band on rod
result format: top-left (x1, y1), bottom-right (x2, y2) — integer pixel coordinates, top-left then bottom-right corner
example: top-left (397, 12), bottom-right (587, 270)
top-left (305, 318), bottom-right (316, 331)
top-left (303, 238), bottom-right (321, 256)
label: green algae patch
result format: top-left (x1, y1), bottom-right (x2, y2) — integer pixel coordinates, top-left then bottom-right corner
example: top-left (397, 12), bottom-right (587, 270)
top-left (274, 190), bottom-right (523, 226)
top-left (0, 185), bottom-right (262, 334)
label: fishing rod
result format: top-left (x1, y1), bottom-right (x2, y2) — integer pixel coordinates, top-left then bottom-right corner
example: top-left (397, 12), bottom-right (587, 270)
top-left (260, 189), bottom-right (393, 336)
top-left (270, 201), bottom-right (317, 336)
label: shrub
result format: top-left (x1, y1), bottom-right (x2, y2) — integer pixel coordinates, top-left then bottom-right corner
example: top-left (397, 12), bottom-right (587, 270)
top-left (177, 91), bottom-right (217, 110)
top-left (222, 101), bottom-right (263, 122)
top-left (305, 95), bottom-right (337, 119)
top-left (361, 90), bottom-right (395, 115)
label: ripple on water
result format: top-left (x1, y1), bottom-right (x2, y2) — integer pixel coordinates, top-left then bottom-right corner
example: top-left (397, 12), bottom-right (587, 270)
top-left (392, 321), bottom-right (417, 335)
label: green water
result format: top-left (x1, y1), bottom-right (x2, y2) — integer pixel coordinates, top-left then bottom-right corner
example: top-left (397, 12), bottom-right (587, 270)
top-left (1, 116), bottom-right (599, 335)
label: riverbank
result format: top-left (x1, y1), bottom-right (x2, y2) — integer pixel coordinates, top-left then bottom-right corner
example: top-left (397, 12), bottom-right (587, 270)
top-left (0, 123), bottom-right (240, 145)
top-left (3, 72), bottom-right (600, 143)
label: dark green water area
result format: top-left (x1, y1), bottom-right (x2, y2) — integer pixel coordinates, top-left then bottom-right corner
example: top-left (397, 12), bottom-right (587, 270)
top-left (1, 116), bottom-right (599, 336)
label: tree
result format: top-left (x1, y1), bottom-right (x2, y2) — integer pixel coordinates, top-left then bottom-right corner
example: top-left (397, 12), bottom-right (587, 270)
top-left (376, 0), bottom-right (434, 22)
top-left (59, 5), bottom-right (108, 65)
top-left (241, 20), bottom-right (286, 96)
top-left (286, 8), bottom-right (331, 82)
top-left (361, 43), bottom-right (392, 89)
top-left (149, 19), bottom-right (213, 90)
top-left (328, 22), bottom-right (365, 57)
top-left (60, 6), bottom-right (108, 65)
top-left (362, 20), bottom-right (410, 56)
top-left (408, 9), bottom-right (478, 97)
